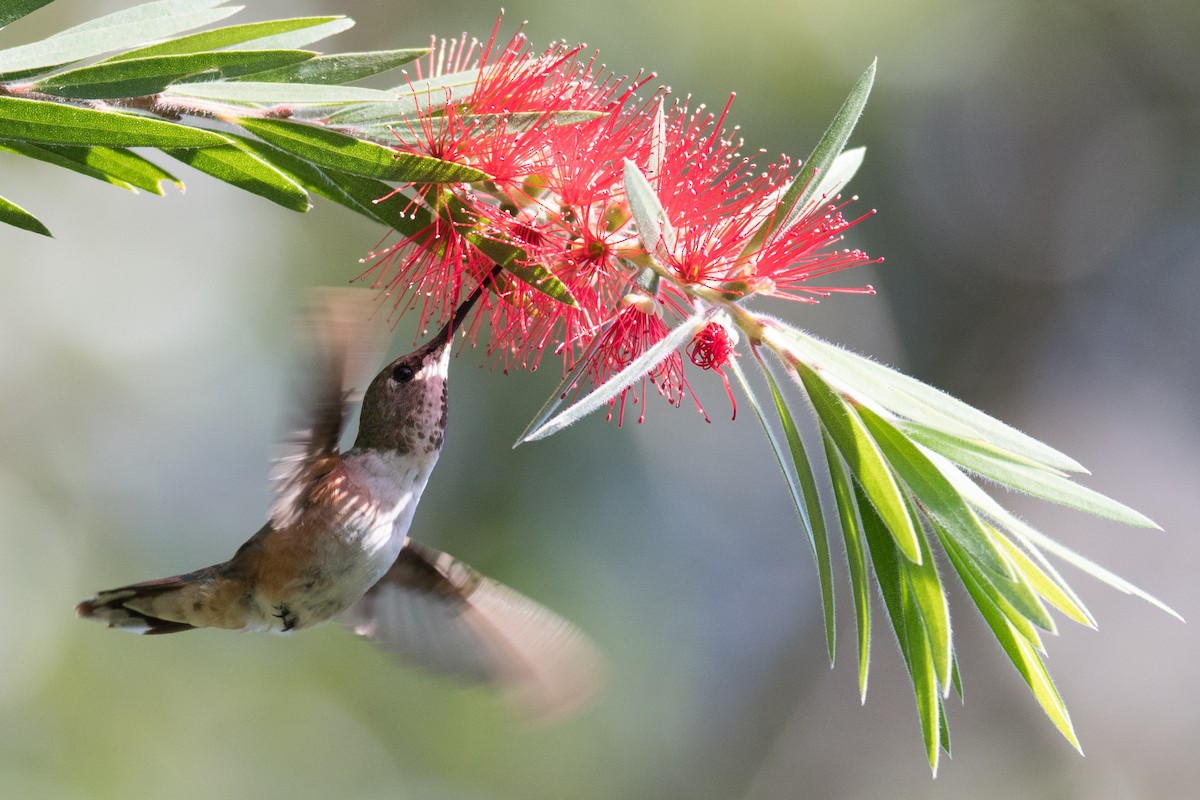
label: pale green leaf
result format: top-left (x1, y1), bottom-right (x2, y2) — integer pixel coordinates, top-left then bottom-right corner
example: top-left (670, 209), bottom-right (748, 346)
top-left (107, 17), bottom-right (345, 61)
top-left (762, 324), bottom-right (1087, 474)
top-left (233, 49), bottom-right (425, 85)
top-left (0, 0), bottom-right (235, 74)
top-left (896, 491), bottom-right (953, 692)
top-left (904, 422), bottom-right (1158, 528)
top-left (167, 80), bottom-right (399, 105)
top-left (933, 453), bottom-right (1183, 621)
top-left (623, 158), bottom-right (674, 263)
top-left (521, 311), bottom-right (709, 442)
top-left (901, 579), bottom-right (945, 774)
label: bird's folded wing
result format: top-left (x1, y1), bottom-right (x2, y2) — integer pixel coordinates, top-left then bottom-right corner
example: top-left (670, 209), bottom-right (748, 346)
top-left (270, 288), bottom-right (392, 527)
top-left (339, 541), bottom-right (604, 723)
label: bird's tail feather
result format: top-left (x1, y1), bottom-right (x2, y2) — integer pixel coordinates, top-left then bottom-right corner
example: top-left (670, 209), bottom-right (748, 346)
top-left (76, 569), bottom-right (224, 634)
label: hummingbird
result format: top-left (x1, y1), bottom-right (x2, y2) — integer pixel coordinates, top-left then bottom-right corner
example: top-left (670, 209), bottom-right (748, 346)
top-left (76, 279), bottom-right (602, 722)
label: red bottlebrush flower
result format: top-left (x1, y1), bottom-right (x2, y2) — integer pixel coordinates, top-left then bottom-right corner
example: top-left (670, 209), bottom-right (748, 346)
top-left (352, 23), bottom-right (878, 426)
top-left (687, 321), bottom-right (738, 420)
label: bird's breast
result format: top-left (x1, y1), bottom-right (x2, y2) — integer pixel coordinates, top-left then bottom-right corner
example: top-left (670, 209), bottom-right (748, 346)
top-left (252, 448), bottom-right (439, 631)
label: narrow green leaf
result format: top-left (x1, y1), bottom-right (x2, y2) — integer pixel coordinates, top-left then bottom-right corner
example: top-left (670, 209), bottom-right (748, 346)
top-left (990, 528), bottom-right (1095, 628)
top-left (513, 327), bottom-right (616, 447)
top-left (521, 311), bottom-right (710, 442)
top-left (857, 481), bottom-right (942, 768)
top-left (793, 360), bottom-right (922, 563)
top-left (623, 158), bottom-right (674, 263)
top-left (895, 492), bottom-right (953, 693)
top-left (233, 49), bottom-right (425, 85)
top-left (824, 434), bottom-right (872, 699)
top-left (753, 350), bottom-right (836, 662)
top-left (743, 60), bottom-right (875, 256)
top-left (236, 117), bottom-right (485, 183)
top-left (223, 18), bottom-right (354, 50)
top-left (33, 51), bottom-right (317, 99)
top-left (166, 143), bottom-right (310, 211)
top-left (761, 324), bottom-right (1087, 473)
top-left (901, 579), bottom-right (944, 774)
top-left (385, 67), bottom-right (480, 99)
top-left (938, 522), bottom-right (1049, 648)
top-left (106, 18), bottom-right (345, 61)
top-left (231, 134), bottom-right (417, 230)
top-left (0, 0), bottom-right (235, 74)
top-left (0, 96), bottom-right (229, 148)
top-left (948, 536), bottom-right (1081, 751)
top-left (1, 141), bottom-right (180, 194)
top-left (354, 110), bottom-right (605, 146)
top-left (933, 453), bottom-right (1183, 621)
top-left (0, 141), bottom-right (134, 190)
top-left (167, 81), bottom-right (399, 105)
top-left (903, 422), bottom-right (1158, 528)
top-left (1, 0), bottom-right (54, 28)
top-left (0, 193), bottom-right (51, 236)
top-left (855, 403), bottom-right (1010, 578)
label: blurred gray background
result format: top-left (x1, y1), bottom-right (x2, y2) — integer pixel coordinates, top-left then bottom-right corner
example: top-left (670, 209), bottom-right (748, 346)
top-left (2, 0), bottom-right (1197, 798)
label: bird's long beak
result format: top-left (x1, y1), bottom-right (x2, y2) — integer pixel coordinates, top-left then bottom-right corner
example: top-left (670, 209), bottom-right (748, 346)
top-left (419, 271), bottom-right (496, 357)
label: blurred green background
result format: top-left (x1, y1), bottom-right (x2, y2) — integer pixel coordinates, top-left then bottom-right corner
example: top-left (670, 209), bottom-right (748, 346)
top-left (2, 0), bottom-right (1198, 798)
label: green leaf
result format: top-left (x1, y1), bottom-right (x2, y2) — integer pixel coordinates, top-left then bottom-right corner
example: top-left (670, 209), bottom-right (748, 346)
top-left (521, 310), bottom-right (710, 442)
top-left (354, 110), bottom-right (605, 146)
top-left (33, 51), bottom-right (317, 99)
top-left (236, 118), bottom-right (486, 183)
top-left (855, 403), bottom-right (1011, 578)
top-left (231, 134), bottom-right (419, 232)
top-left (938, 521), bottom-right (1050, 647)
top-left (895, 491), bottom-right (953, 692)
top-left (857, 482), bottom-right (943, 770)
top-left (166, 143), bottom-right (310, 211)
top-left (762, 323), bottom-right (1086, 473)
top-left (1, 142), bottom-right (179, 194)
top-left (0, 193), bottom-right (51, 236)
top-left (107, 17), bottom-right (345, 60)
top-left (223, 18), bottom-right (354, 50)
top-left (901, 578), bottom-right (945, 774)
top-left (824, 434), bottom-right (872, 699)
top-left (989, 528), bottom-right (1095, 628)
top-left (166, 80), bottom-right (399, 105)
top-left (934, 454), bottom-right (1183, 621)
top-left (903, 422), bottom-right (1158, 528)
top-left (0, 96), bottom-right (229, 148)
top-left (233, 49), bottom-right (425, 85)
top-left (0, 0), bottom-right (236, 75)
top-left (945, 532), bottom-right (1081, 751)
top-left (1, 0), bottom-right (54, 29)
top-left (623, 158), bottom-right (673, 263)
top-left (513, 327), bottom-right (616, 447)
top-left (743, 59), bottom-right (875, 256)
top-left (750, 350), bottom-right (836, 663)
top-left (793, 360), bottom-right (922, 563)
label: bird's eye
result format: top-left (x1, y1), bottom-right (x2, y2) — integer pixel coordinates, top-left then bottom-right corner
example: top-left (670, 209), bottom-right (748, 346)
top-left (392, 363), bottom-right (416, 383)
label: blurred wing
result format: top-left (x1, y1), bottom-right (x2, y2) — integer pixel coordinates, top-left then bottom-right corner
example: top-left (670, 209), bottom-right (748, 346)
top-left (339, 541), bottom-right (605, 723)
top-left (270, 288), bottom-right (391, 528)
